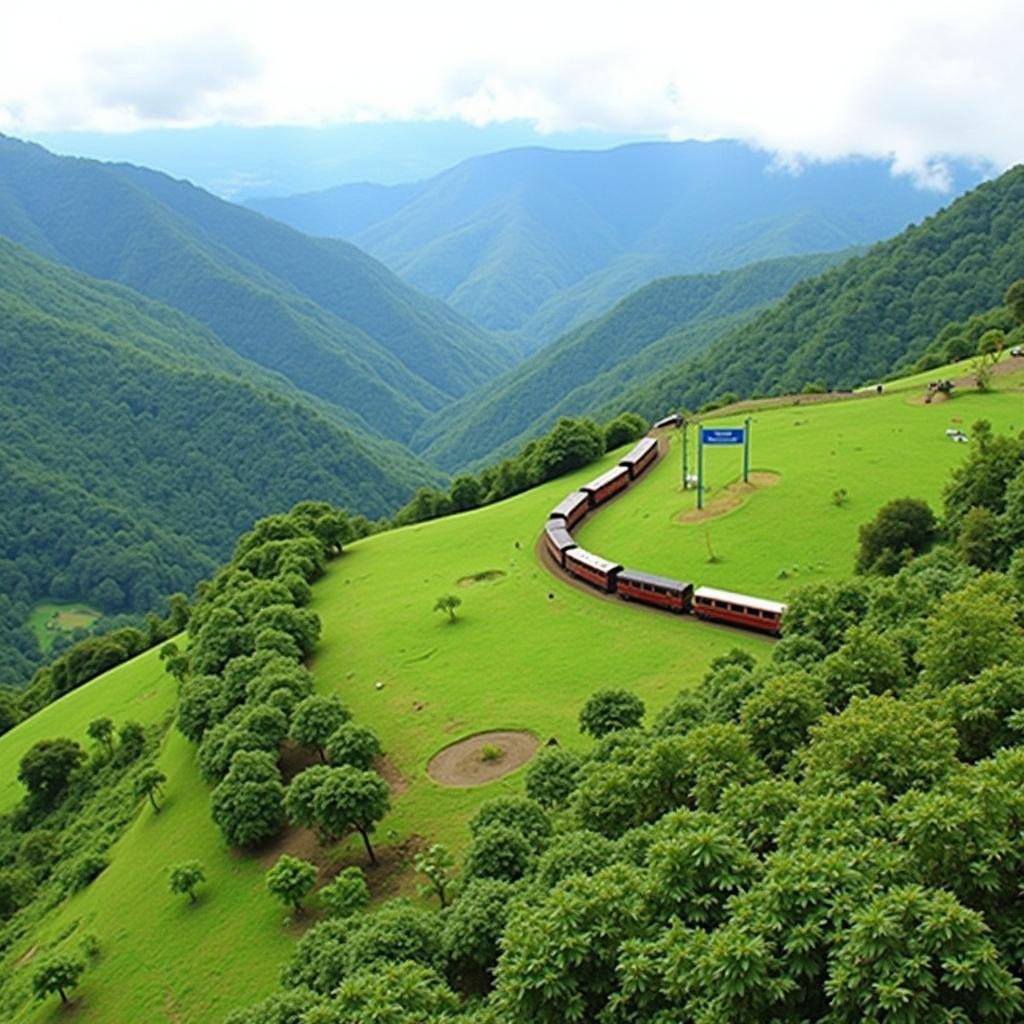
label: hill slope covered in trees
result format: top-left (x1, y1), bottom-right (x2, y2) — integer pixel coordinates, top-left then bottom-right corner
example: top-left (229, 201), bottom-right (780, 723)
top-left (610, 164), bottom-right (1024, 419)
top-left (0, 135), bottom-right (515, 444)
top-left (248, 140), bottom-right (983, 345)
top-left (414, 250), bottom-right (855, 470)
top-left (0, 236), bottom-right (438, 686)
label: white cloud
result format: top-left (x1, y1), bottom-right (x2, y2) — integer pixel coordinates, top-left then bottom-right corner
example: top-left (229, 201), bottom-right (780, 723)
top-left (1, 0), bottom-right (1022, 183)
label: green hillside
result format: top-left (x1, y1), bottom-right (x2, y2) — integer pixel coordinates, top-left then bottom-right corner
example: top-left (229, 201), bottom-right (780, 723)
top-left (249, 141), bottom-right (982, 342)
top-left (0, 236), bottom-right (439, 685)
top-left (0, 135), bottom-right (515, 444)
top-left (2, 351), bottom-right (1022, 1023)
top-left (414, 250), bottom-right (855, 470)
top-left (617, 164), bottom-right (1024, 418)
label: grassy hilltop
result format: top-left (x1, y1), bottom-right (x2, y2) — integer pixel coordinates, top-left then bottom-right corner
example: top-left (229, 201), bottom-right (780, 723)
top-left (1, 355), bottom-right (1022, 1022)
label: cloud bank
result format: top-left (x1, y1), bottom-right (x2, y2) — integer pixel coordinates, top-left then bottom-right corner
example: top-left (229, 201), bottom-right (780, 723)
top-left (2, 0), bottom-right (1022, 182)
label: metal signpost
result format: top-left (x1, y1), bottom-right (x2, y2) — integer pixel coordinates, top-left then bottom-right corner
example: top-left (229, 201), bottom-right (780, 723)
top-left (697, 418), bottom-right (752, 509)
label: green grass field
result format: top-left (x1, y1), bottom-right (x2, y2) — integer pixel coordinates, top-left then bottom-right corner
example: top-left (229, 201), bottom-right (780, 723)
top-left (2, 359), bottom-right (1021, 1023)
top-left (27, 602), bottom-right (102, 654)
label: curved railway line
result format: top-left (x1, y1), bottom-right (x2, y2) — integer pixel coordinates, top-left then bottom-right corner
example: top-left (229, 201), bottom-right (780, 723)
top-left (538, 418), bottom-right (788, 635)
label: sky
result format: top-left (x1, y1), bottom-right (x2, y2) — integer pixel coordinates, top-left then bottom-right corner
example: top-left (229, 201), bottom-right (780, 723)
top-left (2, 1), bottom-right (1022, 194)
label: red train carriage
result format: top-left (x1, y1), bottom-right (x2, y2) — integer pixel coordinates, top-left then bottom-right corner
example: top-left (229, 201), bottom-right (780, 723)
top-left (692, 586), bottom-right (786, 635)
top-left (543, 520), bottom-right (578, 567)
top-left (617, 569), bottom-right (693, 613)
top-left (564, 547), bottom-right (622, 593)
top-left (618, 437), bottom-right (659, 479)
top-left (550, 490), bottom-right (591, 530)
top-left (654, 413), bottom-right (682, 429)
top-left (581, 465), bottom-right (631, 507)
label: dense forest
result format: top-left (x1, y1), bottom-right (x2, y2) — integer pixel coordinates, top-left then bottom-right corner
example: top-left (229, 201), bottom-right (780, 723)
top-left (611, 165), bottom-right (1024, 419)
top-left (415, 251), bottom-right (854, 471)
top-left (0, 237), bottom-right (438, 686)
top-left (0, 134), bottom-right (514, 445)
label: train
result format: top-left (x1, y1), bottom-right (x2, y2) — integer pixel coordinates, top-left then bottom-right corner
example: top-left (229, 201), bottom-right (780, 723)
top-left (542, 433), bottom-right (787, 635)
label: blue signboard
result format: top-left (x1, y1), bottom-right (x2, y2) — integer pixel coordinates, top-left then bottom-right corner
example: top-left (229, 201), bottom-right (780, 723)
top-left (701, 427), bottom-right (745, 445)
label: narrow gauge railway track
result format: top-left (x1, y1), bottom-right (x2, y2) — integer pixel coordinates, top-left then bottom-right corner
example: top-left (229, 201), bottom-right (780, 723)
top-left (538, 423), bottom-right (787, 636)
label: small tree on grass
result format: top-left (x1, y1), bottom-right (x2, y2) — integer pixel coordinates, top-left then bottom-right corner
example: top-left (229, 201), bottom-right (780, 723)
top-left (32, 953), bottom-right (84, 1005)
top-left (579, 689), bottom-right (646, 738)
top-left (415, 843), bottom-right (455, 908)
top-left (319, 866), bottom-right (370, 918)
top-left (291, 695), bottom-right (351, 763)
top-left (87, 717), bottom-right (115, 758)
top-left (169, 860), bottom-right (206, 904)
top-left (19, 738), bottom-right (87, 808)
top-left (116, 720), bottom-right (147, 764)
top-left (434, 594), bottom-right (462, 624)
top-left (855, 497), bottom-right (936, 575)
top-left (210, 750), bottom-right (285, 848)
top-left (134, 766), bottom-right (167, 813)
top-left (325, 723), bottom-right (382, 770)
top-left (312, 766), bottom-right (390, 864)
top-left (266, 855), bottom-right (318, 915)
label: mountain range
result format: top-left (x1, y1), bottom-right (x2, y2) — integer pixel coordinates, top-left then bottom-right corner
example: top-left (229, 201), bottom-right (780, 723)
top-left (248, 140), bottom-right (985, 347)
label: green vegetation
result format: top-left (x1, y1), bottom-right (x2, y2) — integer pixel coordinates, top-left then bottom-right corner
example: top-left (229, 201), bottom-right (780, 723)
top-left (0, 135), bottom-right (514, 442)
top-left (2, 340), bottom-right (1023, 1022)
top-left (250, 140), bottom-right (972, 341)
top-left (609, 166), bottom-right (1024, 419)
top-left (0, 234), bottom-right (435, 686)
top-left (416, 250), bottom-right (855, 470)
top-left (27, 603), bottom-right (101, 654)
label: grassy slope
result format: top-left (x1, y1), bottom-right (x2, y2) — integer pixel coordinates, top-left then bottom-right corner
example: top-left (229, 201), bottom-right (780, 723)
top-left (4, 359), bottom-right (1023, 1023)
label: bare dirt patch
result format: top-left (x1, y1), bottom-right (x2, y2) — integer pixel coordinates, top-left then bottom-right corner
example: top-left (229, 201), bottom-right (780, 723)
top-left (457, 569), bottom-right (507, 587)
top-left (376, 754), bottom-right (410, 796)
top-left (427, 731), bottom-right (540, 787)
top-left (278, 740), bottom-right (321, 784)
top-left (676, 471), bottom-right (780, 524)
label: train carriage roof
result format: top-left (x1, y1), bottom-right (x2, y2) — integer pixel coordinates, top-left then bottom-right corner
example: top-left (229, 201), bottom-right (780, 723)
top-left (543, 521), bottom-right (578, 550)
top-left (619, 437), bottom-right (658, 465)
top-left (693, 586), bottom-right (787, 615)
top-left (550, 491), bottom-right (590, 518)
top-left (618, 568), bottom-right (692, 592)
top-left (581, 465), bottom-right (631, 492)
top-left (566, 547), bottom-right (622, 574)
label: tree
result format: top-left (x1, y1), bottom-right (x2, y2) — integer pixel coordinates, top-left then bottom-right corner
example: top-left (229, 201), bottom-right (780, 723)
top-left (579, 689), bottom-right (646, 738)
top-left (827, 885), bottom-right (1022, 1021)
top-left (306, 963), bottom-right (458, 1024)
top-left (134, 765), bottom-right (167, 812)
top-left (18, 738), bottom-right (87, 807)
top-left (433, 594), bottom-right (461, 624)
top-left (856, 497), bottom-right (937, 574)
top-left (1006, 278), bottom-right (1024, 325)
top-left (802, 694), bottom-right (959, 798)
top-left (311, 766), bottom-right (390, 864)
top-left (32, 953), bottom-right (85, 1004)
top-left (325, 723), bottom-right (382, 770)
top-left (291, 695), bottom-right (351, 762)
top-left (86, 716), bottom-right (115, 758)
top-left (116, 720), bottom-right (147, 763)
top-left (450, 474), bottom-right (484, 511)
top-left (958, 504), bottom-right (1002, 569)
top-left (462, 824), bottom-right (534, 882)
top-left (442, 878), bottom-right (519, 977)
top-left (525, 748), bottom-right (583, 808)
top-left (319, 866), bottom-right (369, 918)
top-left (603, 412), bottom-right (647, 451)
top-left (916, 574), bottom-right (1024, 690)
top-left (470, 797), bottom-right (551, 848)
top-left (210, 750), bottom-right (285, 848)
top-left (0, 867), bottom-right (31, 920)
top-left (739, 672), bottom-right (826, 771)
top-left (266, 855), bottom-right (318, 914)
top-left (169, 860), bottom-right (206, 903)
top-left (414, 843), bottom-right (454, 907)
top-left (284, 764), bottom-right (334, 833)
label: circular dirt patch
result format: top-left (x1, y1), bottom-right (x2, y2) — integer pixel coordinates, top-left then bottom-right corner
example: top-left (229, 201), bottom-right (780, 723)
top-left (677, 471), bottom-right (780, 524)
top-left (457, 569), bottom-right (507, 587)
top-left (427, 730), bottom-right (539, 787)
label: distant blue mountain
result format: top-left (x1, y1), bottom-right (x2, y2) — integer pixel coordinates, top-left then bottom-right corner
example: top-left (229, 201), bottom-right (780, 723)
top-left (248, 140), bottom-right (988, 347)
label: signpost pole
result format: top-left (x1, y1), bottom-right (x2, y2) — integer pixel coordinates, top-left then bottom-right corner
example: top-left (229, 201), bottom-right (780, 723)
top-left (697, 428), bottom-right (704, 510)
top-left (742, 417), bottom-right (751, 483)
top-left (681, 418), bottom-right (688, 490)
